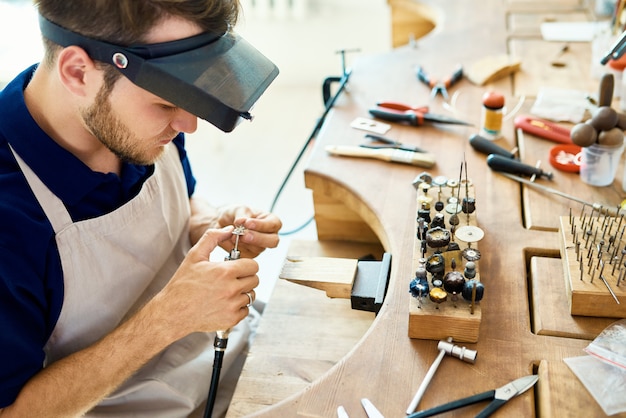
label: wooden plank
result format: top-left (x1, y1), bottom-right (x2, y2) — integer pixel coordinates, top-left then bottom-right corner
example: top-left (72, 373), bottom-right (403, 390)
top-left (309, 189), bottom-right (381, 244)
top-left (226, 240), bottom-right (382, 418)
top-left (387, 0), bottom-right (437, 48)
top-left (509, 38), bottom-right (597, 99)
top-left (507, 11), bottom-right (591, 38)
top-left (529, 256), bottom-right (616, 339)
top-left (279, 256), bottom-right (358, 299)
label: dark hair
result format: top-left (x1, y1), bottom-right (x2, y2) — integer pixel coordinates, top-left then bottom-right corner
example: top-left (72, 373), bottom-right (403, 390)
top-left (36, 0), bottom-right (240, 70)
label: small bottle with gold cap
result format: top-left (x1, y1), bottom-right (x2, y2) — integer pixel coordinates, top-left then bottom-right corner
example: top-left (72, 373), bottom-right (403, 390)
top-left (480, 90), bottom-right (505, 140)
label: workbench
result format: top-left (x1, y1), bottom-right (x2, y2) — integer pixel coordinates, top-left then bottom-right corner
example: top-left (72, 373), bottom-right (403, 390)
top-left (227, 0), bottom-right (626, 416)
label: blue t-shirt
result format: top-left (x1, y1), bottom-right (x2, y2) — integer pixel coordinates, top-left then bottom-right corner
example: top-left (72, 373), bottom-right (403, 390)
top-left (0, 65), bottom-right (197, 407)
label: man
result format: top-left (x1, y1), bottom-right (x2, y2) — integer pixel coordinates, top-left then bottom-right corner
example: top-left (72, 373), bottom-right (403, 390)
top-left (0, 1), bottom-right (281, 416)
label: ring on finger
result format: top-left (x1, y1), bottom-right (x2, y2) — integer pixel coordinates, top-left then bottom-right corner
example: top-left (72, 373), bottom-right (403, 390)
top-left (245, 292), bottom-right (253, 307)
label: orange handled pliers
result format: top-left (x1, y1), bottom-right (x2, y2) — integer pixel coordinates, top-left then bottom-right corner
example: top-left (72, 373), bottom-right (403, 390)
top-left (417, 65), bottom-right (463, 100)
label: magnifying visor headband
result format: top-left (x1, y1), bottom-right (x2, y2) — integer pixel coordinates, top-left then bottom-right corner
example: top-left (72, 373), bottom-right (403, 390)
top-left (38, 14), bottom-right (279, 132)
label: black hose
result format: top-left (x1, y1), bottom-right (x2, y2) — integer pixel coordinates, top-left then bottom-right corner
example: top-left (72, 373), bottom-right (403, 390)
top-left (203, 348), bottom-right (225, 418)
top-left (269, 69), bottom-right (352, 216)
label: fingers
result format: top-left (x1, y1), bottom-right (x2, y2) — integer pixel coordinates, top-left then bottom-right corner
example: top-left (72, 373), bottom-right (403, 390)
top-left (214, 206), bottom-right (281, 255)
top-left (187, 225), bottom-right (234, 261)
top-left (234, 213), bottom-right (282, 254)
top-left (236, 212), bottom-right (282, 234)
top-left (199, 262), bottom-right (259, 330)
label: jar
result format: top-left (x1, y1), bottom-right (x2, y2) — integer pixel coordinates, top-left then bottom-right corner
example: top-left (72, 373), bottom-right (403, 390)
top-left (480, 91), bottom-right (505, 140)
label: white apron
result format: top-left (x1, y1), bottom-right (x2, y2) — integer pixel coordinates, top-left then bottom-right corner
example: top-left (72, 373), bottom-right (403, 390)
top-left (11, 143), bottom-right (249, 417)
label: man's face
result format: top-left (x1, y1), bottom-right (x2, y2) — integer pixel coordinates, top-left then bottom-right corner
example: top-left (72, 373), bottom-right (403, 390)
top-left (80, 78), bottom-right (189, 166)
top-left (79, 16), bottom-right (201, 166)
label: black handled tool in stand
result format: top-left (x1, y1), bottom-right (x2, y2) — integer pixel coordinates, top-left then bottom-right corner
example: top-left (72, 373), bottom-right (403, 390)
top-left (203, 226), bottom-right (246, 418)
top-left (486, 154), bottom-right (553, 180)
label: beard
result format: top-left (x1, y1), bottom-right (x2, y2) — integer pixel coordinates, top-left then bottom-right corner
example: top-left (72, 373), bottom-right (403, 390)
top-left (80, 85), bottom-right (170, 166)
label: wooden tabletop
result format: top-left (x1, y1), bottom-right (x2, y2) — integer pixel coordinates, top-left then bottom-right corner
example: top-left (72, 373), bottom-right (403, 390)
top-left (228, 0), bottom-right (626, 416)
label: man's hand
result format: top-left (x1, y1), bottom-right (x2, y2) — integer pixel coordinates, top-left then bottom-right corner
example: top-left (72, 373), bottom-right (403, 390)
top-left (0, 226), bottom-right (259, 418)
top-left (157, 226), bottom-right (260, 336)
top-left (217, 205), bottom-right (281, 259)
top-left (189, 199), bottom-right (281, 259)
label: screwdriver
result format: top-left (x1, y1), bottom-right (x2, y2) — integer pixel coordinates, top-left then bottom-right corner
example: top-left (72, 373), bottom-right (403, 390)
top-left (469, 134), bottom-right (517, 159)
top-left (487, 154), bottom-right (553, 180)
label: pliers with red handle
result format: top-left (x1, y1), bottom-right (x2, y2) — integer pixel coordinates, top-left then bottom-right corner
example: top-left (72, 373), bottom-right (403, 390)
top-left (417, 65), bottom-right (464, 100)
top-left (369, 101), bottom-right (472, 126)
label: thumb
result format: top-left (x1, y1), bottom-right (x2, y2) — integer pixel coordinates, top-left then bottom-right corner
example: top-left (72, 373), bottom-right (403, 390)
top-left (189, 225), bottom-right (234, 261)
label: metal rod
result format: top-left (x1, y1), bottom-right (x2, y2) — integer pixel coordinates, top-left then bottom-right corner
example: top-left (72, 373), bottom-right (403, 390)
top-left (600, 274), bottom-right (621, 304)
top-left (269, 58), bottom-right (353, 213)
top-left (406, 338), bottom-right (453, 414)
top-left (498, 173), bottom-right (620, 216)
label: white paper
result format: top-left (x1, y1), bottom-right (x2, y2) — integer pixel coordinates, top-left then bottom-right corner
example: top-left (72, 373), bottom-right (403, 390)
top-left (350, 117), bottom-right (391, 134)
top-left (541, 21), bottom-right (610, 42)
top-left (530, 87), bottom-right (592, 123)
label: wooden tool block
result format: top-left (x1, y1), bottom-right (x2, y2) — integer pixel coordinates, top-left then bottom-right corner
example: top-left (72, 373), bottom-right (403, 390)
top-left (279, 256), bottom-right (358, 299)
top-left (408, 178), bottom-right (483, 343)
top-left (279, 253), bottom-right (392, 314)
top-left (559, 215), bottom-right (626, 318)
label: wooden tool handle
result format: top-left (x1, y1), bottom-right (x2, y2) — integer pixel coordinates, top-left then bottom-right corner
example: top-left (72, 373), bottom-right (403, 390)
top-left (598, 73), bottom-right (614, 107)
top-left (325, 145), bottom-right (436, 168)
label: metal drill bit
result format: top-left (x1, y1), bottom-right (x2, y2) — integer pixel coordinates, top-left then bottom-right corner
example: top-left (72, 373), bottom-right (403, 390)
top-left (613, 252), bottom-right (621, 275)
top-left (579, 255), bottom-right (584, 281)
top-left (599, 258), bottom-right (606, 278)
top-left (610, 237), bottom-right (618, 260)
top-left (590, 264), bottom-right (596, 283)
top-left (600, 273), bottom-right (620, 304)
top-left (569, 207), bottom-right (573, 228)
top-left (608, 217), bottom-right (616, 237)
top-left (226, 225), bottom-right (246, 260)
top-left (601, 214), bottom-right (609, 231)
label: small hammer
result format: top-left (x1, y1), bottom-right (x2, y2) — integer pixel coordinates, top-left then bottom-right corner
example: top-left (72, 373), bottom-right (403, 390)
top-left (406, 338), bottom-right (477, 414)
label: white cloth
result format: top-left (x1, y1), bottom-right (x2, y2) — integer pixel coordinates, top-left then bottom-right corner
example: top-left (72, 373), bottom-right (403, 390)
top-left (11, 144), bottom-right (249, 417)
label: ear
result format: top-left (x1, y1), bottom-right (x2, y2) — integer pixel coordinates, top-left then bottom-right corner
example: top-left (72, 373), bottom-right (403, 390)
top-left (56, 46), bottom-right (100, 98)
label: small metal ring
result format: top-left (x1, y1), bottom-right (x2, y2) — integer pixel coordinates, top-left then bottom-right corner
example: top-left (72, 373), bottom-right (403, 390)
top-left (245, 292), bottom-right (253, 307)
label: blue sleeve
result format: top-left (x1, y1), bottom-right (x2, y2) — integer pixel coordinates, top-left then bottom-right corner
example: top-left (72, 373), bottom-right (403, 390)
top-left (172, 134), bottom-right (196, 198)
top-left (0, 200), bottom-right (62, 408)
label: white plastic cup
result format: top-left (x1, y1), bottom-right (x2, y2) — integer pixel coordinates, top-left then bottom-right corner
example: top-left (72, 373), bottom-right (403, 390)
top-left (580, 142), bottom-right (624, 186)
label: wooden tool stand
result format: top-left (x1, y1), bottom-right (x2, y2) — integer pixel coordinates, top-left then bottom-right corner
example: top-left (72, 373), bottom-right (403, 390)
top-left (408, 177), bottom-right (483, 343)
top-left (279, 253), bottom-right (392, 314)
top-left (559, 215), bottom-right (626, 318)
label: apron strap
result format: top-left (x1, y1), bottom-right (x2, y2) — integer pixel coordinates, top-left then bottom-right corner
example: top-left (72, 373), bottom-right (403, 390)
top-left (8, 143), bottom-right (73, 233)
